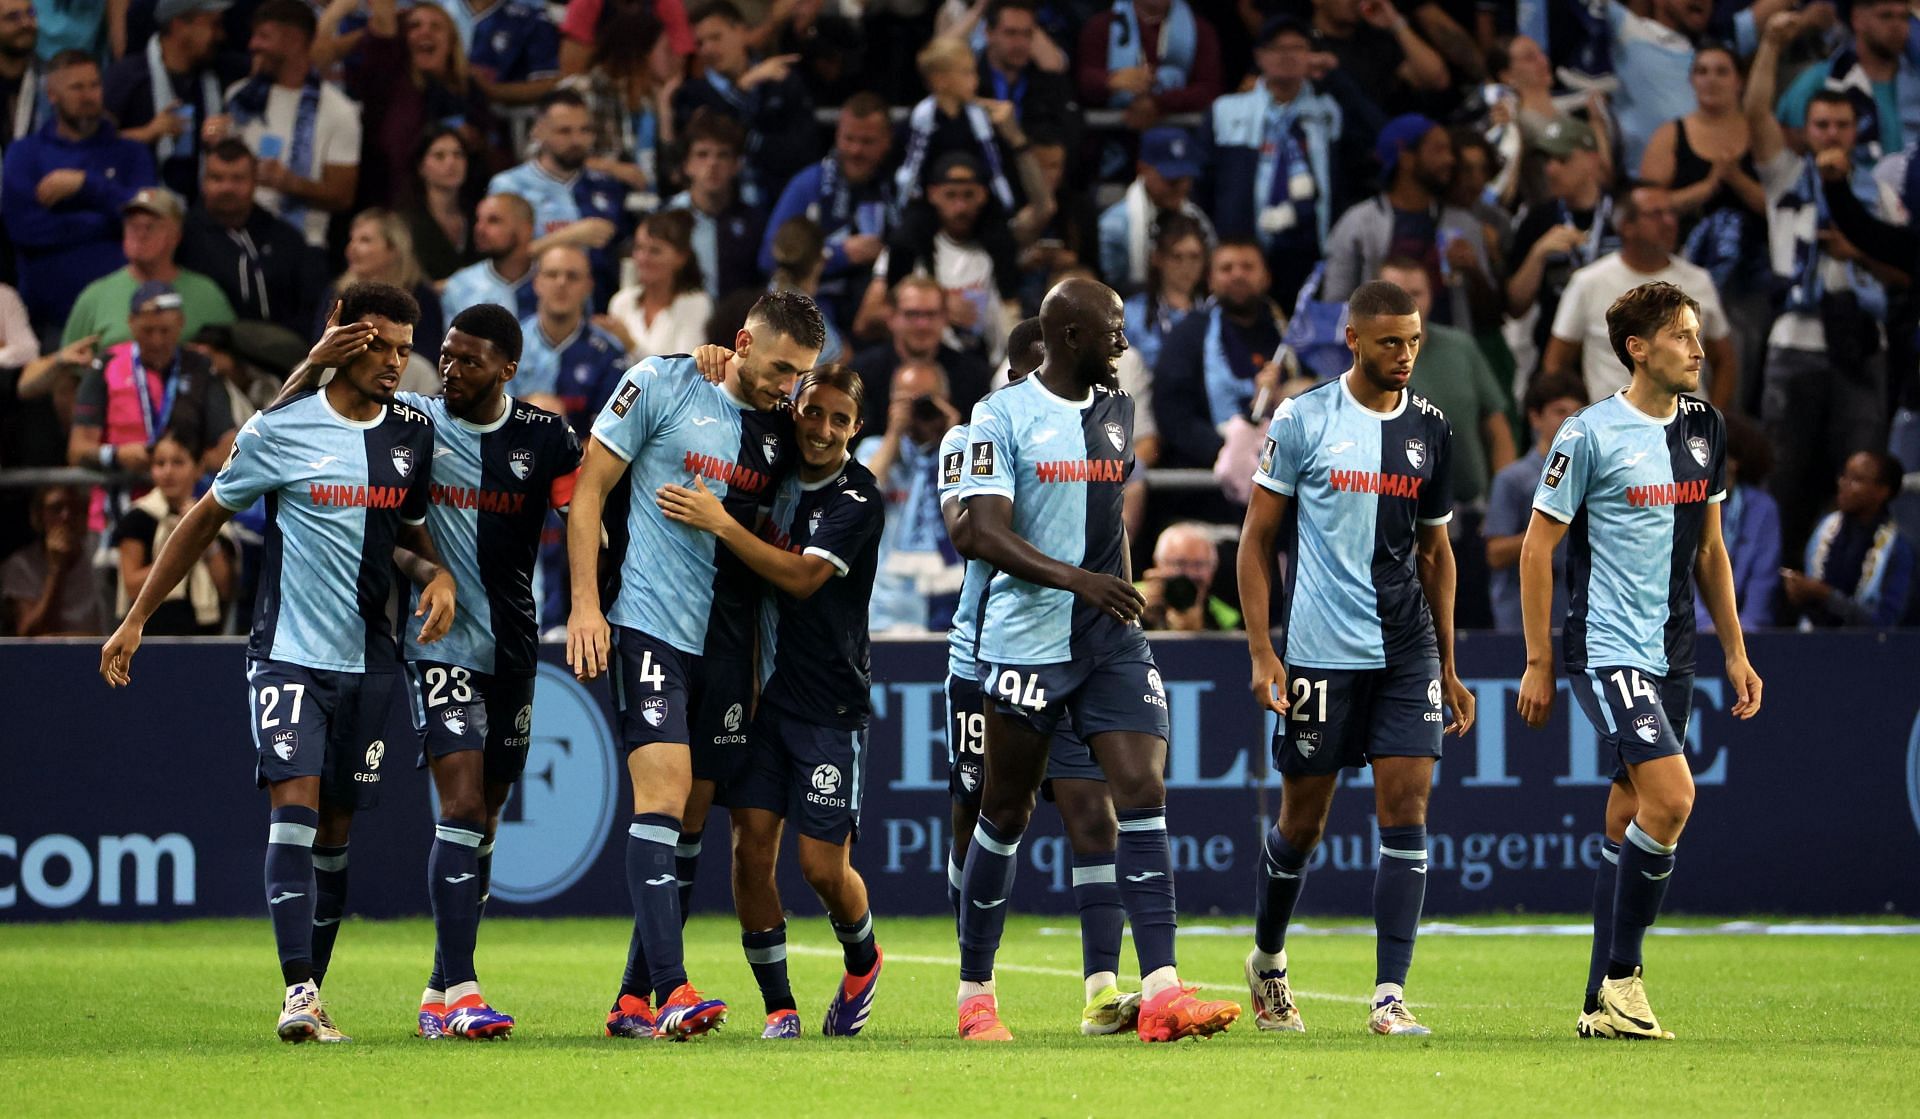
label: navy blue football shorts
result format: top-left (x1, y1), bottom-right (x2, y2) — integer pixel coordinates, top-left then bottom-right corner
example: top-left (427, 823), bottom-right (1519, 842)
top-left (1271, 657), bottom-right (1444, 778)
top-left (1569, 665), bottom-right (1693, 782)
top-left (980, 639), bottom-right (1170, 744)
top-left (247, 658), bottom-right (398, 809)
top-left (405, 661), bottom-right (537, 785)
top-left (726, 703), bottom-right (868, 844)
top-left (945, 671), bottom-right (1104, 810)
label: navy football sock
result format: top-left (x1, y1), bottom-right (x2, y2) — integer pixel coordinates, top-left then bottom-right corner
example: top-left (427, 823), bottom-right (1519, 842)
top-left (1070, 851), bottom-right (1124, 979)
top-left (627, 813), bottom-right (688, 1003)
top-left (1608, 821), bottom-right (1676, 980)
top-left (1373, 825), bottom-right (1429, 988)
top-left (947, 849), bottom-right (963, 926)
top-left (429, 818), bottom-right (485, 988)
top-left (309, 842), bottom-right (349, 987)
top-left (743, 923), bottom-right (795, 1014)
top-left (1115, 807), bottom-right (1177, 976)
top-left (957, 816), bottom-right (1023, 983)
top-left (833, 910), bottom-right (879, 977)
top-left (676, 830), bottom-right (703, 927)
top-left (1586, 840), bottom-right (1621, 1012)
top-left (1253, 826), bottom-right (1309, 956)
top-left (265, 806), bottom-right (319, 987)
top-left (476, 837), bottom-right (494, 916)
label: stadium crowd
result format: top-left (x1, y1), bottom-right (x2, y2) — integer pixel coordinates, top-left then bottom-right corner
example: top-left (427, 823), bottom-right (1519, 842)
top-left (3, 0), bottom-right (1919, 637)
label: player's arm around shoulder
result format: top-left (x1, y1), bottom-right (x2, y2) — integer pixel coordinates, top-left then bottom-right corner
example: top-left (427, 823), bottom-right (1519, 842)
top-left (653, 476), bottom-right (843, 599)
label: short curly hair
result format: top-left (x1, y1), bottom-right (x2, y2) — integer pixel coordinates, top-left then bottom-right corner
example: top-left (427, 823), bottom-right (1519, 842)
top-left (337, 281), bottom-right (421, 329)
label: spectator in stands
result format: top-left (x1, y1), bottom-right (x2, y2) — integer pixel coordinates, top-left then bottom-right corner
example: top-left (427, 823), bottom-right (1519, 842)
top-left (492, 88), bottom-right (632, 308)
top-left (103, 0), bottom-right (232, 204)
top-left (112, 428), bottom-right (233, 635)
top-left (1384, 257), bottom-right (1514, 507)
top-left (1545, 184), bottom-right (1737, 407)
top-left (1017, 125), bottom-right (1095, 289)
top-left (451, 0), bottom-right (562, 106)
top-left (767, 217), bottom-right (847, 365)
top-left (1152, 238), bottom-right (1295, 470)
top-left (1138, 521), bottom-right (1239, 631)
top-left (210, 0), bottom-right (360, 250)
top-left (0, 0), bottom-right (45, 162)
top-left (178, 140), bottom-right (326, 338)
top-left (1448, 127), bottom-right (1511, 265)
top-left (401, 127), bottom-right (480, 281)
top-left (189, 322), bottom-right (282, 424)
top-left (1506, 118), bottom-right (1618, 368)
top-left (560, 2), bottom-right (675, 194)
top-left (858, 359), bottom-right (964, 633)
top-left (65, 187), bottom-right (235, 350)
top-left (1485, 373), bottom-right (1587, 632)
top-left (560, 0), bottom-right (695, 82)
top-left (2, 485), bottom-right (105, 636)
top-left (317, 209), bottom-right (445, 360)
top-left (1121, 213), bottom-right (1205, 375)
top-left (1751, 16), bottom-right (1908, 559)
top-left (3, 49), bottom-right (157, 328)
top-left (974, 0), bottom-right (1074, 139)
top-left (1487, 35), bottom-right (1614, 213)
top-left (745, 0), bottom-right (868, 105)
top-left (666, 110), bottom-right (766, 304)
top-left (1201, 15), bottom-right (1342, 310)
top-left (1696, 413), bottom-right (1782, 632)
top-left (1784, 451), bottom-right (1915, 628)
top-left (1097, 125), bottom-right (1214, 294)
top-left (343, 0), bottom-right (497, 212)
top-left (866, 152), bottom-right (1022, 364)
top-left (607, 209), bottom-right (712, 360)
top-left (442, 192), bottom-right (539, 319)
top-left (895, 35), bottom-right (1028, 213)
top-left (1597, 0), bottom-right (1715, 177)
top-left (69, 282), bottom-right (235, 531)
top-left (0, 279), bottom-right (32, 366)
top-left (936, 0), bottom-right (1071, 74)
top-left (1075, 0), bottom-right (1223, 132)
top-left (759, 92), bottom-right (894, 332)
top-left (1776, 0), bottom-right (1918, 168)
top-left (673, 1), bottom-right (817, 207)
top-left (1306, 0), bottom-right (1448, 119)
top-left (850, 274), bottom-right (990, 437)
top-left (516, 243), bottom-right (629, 433)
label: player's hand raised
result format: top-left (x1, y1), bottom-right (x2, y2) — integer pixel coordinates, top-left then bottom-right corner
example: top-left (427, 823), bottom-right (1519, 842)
top-left (655, 477), bottom-right (730, 535)
top-left (415, 569), bottom-right (457, 644)
top-left (1071, 570), bottom-right (1145, 625)
top-left (1249, 647), bottom-right (1289, 717)
top-left (1516, 662), bottom-right (1555, 729)
top-left (1725, 655), bottom-right (1763, 720)
top-left (691, 344), bottom-right (734, 384)
top-left (99, 622), bottom-right (142, 687)
top-left (568, 605), bottom-right (611, 681)
top-left (1441, 671), bottom-right (1475, 737)
top-left (307, 301), bottom-right (377, 369)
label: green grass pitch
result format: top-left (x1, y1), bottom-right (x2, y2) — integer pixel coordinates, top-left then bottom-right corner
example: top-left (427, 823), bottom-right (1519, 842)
top-left (5, 915), bottom-right (1913, 1116)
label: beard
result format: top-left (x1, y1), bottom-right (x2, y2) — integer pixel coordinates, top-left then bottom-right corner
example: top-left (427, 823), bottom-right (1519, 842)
top-left (1216, 291), bottom-right (1263, 320)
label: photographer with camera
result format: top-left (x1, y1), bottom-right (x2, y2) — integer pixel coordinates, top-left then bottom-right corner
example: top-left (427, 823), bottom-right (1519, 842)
top-left (857, 359), bottom-right (966, 633)
top-left (1137, 520), bottom-right (1239, 632)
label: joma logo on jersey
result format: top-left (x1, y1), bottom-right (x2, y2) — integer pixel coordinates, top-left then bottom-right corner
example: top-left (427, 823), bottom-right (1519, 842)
top-left (1035, 459), bottom-right (1126, 483)
top-left (430, 485), bottom-right (528, 514)
top-left (307, 484), bottom-right (409, 508)
top-left (1625, 479), bottom-right (1711, 507)
top-left (1328, 470), bottom-right (1425, 498)
top-left (681, 451), bottom-right (770, 496)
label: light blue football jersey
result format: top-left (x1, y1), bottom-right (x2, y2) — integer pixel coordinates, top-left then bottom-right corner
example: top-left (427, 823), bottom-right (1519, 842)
top-left (441, 261), bottom-right (537, 322)
top-left (937, 423), bottom-right (986, 682)
top-left (1532, 391), bottom-right (1727, 677)
top-left (1253, 376), bottom-right (1454, 670)
top-left (590, 356), bottom-right (793, 655)
top-left (956, 376), bottom-right (1134, 666)
top-left (211, 390), bottom-right (434, 672)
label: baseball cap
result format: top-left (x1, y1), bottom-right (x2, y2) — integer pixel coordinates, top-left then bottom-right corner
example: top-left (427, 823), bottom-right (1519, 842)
top-left (130, 281), bottom-right (184, 316)
top-left (927, 151), bottom-right (987, 188)
top-left (1534, 116), bottom-right (1599, 159)
top-left (155, 0), bottom-right (231, 25)
top-left (1256, 14), bottom-right (1311, 47)
top-left (1375, 113), bottom-right (1439, 179)
top-left (122, 187), bottom-right (185, 222)
top-left (1139, 127), bottom-right (1200, 181)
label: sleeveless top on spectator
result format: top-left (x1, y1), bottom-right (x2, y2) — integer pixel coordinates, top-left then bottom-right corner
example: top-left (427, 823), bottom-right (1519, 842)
top-left (1672, 118), bottom-right (1765, 290)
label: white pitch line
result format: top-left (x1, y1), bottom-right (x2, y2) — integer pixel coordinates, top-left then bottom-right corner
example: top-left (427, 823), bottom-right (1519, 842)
top-left (1033, 921), bottom-right (1920, 939)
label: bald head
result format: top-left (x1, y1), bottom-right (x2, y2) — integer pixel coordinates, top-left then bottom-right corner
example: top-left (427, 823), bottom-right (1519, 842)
top-left (1039, 277), bottom-right (1127, 388)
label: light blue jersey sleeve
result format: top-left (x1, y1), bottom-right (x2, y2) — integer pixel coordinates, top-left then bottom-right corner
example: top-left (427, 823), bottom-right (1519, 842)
top-left (956, 396), bottom-right (1015, 503)
top-left (1253, 396), bottom-right (1307, 497)
top-left (937, 424), bottom-right (969, 502)
top-left (590, 359), bottom-right (677, 462)
top-left (211, 410), bottom-right (292, 511)
top-left (1531, 415), bottom-right (1594, 524)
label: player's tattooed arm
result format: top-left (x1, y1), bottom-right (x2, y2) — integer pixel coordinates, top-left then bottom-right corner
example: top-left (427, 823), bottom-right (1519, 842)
top-left (1515, 510), bottom-right (1573, 729)
top-left (655, 478), bottom-right (837, 599)
top-left (398, 523), bottom-right (457, 644)
top-left (964, 494), bottom-right (1144, 624)
top-left (100, 493), bottom-right (239, 686)
top-left (1237, 485), bottom-right (1290, 716)
top-left (268, 302), bottom-right (379, 409)
top-left (1695, 502), bottom-right (1764, 720)
top-left (1415, 521), bottom-right (1475, 737)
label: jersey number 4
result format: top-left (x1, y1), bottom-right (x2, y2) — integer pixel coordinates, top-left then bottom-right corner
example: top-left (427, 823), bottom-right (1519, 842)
top-left (424, 666), bottom-right (475, 706)
top-left (633, 651), bottom-right (667, 692)
top-left (993, 670), bottom-right (1049, 711)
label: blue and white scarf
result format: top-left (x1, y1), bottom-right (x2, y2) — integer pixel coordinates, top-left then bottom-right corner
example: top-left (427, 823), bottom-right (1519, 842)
top-left (1780, 156), bottom-right (1887, 318)
top-left (1202, 301), bottom-right (1286, 428)
top-left (1822, 47), bottom-right (1886, 161)
top-left (146, 35), bottom-right (221, 165)
top-left (1255, 99), bottom-right (1314, 248)
top-left (1106, 0), bottom-right (1195, 106)
top-left (229, 70), bottom-right (322, 233)
top-left (893, 96), bottom-right (1015, 210)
